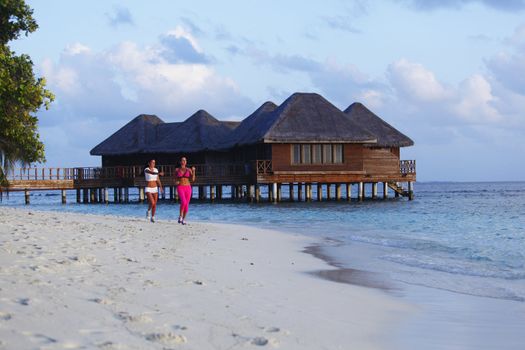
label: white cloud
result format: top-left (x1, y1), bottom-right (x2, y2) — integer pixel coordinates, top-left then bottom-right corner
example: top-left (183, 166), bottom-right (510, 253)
top-left (452, 74), bottom-right (501, 123)
top-left (36, 32), bottom-right (255, 166)
top-left (388, 59), bottom-right (451, 102)
top-left (64, 43), bottom-right (91, 56)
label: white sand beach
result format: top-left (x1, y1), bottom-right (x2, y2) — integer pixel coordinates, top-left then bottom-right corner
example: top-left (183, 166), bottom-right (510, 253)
top-left (0, 207), bottom-right (411, 349)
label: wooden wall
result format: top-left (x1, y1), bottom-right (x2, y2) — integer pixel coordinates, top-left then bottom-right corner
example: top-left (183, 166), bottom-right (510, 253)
top-left (362, 147), bottom-right (400, 175)
top-left (271, 144), bottom-right (364, 172)
top-left (270, 144), bottom-right (400, 175)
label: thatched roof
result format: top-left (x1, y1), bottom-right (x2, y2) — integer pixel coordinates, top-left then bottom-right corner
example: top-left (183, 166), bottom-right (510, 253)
top-left (344, 103), bottom-right (414, 147)
top-left (91, 93), bottom-right (414, 157)
top-left (220, 93), bottom-right (376, 147)
top-left (151, 110), bottom-right (239, 153)
top-left (217, 101), bottom-right (278, 148)
top-left (90, 111), bottom-right (239, 156)
top-left (90, 114), bottom-right (164, 155)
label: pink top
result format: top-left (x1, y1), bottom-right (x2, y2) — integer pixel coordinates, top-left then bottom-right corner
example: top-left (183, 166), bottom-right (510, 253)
top-left (176, 168), bottom-right (191, 178)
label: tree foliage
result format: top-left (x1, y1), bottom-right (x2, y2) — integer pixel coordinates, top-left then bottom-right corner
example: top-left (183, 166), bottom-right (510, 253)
top-left (0, 0), bottom-right (54, 186)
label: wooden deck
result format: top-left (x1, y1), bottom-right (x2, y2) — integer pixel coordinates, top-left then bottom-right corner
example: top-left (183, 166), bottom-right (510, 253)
top-left (2, 160), bottom-right (416, 202)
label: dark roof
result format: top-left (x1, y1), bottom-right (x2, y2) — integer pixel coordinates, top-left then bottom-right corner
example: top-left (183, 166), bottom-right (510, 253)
top-left (91, 93), bottom-right (414, 157)
top-left (344, 102), bottom-right (414, 147)
top-left (262, 93), bottom-right (376, 143)
top-left (90, 114), bottom-right (164, 155)
top-left (217, 101), bottom-right (278, 148)
top-left (90, 110), bottom-right (239, 155)
top-left (151, 110), bottom-right (239, 153)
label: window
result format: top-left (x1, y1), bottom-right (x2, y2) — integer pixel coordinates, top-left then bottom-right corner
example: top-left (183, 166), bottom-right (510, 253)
top-left (323, 144), bottom-right (332, 163)
top-left (302, 144), bottom-right (311, 164)
top-left (312, 144), bottom-right (322, 164)
top-left (333, 144), bottom-right (343, 163)
top-left (292, 144), bottom-right (301, 164)
top-left (291, 144), bottom-right (344, 165)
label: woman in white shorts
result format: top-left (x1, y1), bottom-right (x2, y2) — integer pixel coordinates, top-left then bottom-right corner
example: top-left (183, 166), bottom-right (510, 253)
top-left (144, 159), bottom-right (163, 222)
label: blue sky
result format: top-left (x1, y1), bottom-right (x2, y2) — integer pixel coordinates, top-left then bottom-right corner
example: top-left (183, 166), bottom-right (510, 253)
top-left (11, 0), bottom-right (525, 181)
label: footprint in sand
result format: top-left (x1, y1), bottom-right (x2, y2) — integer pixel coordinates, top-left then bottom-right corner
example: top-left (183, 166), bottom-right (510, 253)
top-left (116, 312), bottom-right (153, 323)
top-left (90, 298), bottom-right (113, 305)
top-left (17, 298), bottom-right (30, 306)
top-left (97, 341), bottom-right (127, 349)
top-left (252, 336), bottom-right (280, 347)
top-left (21, 332), bottom-right (57, 345)
top-left (0, 311), bottom-right (12, 321)
top-left (145, 332), bottom-right (187, 345)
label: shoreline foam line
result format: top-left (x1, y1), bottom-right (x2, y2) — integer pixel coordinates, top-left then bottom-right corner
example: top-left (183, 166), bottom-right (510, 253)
top-left (0, 207), bottom-right (412, 349)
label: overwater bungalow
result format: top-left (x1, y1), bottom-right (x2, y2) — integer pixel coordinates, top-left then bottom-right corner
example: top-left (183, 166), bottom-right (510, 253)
top-left (4, 92), bottom-right (415, 204)
top-left (88, 92), bottom-right (416, 202)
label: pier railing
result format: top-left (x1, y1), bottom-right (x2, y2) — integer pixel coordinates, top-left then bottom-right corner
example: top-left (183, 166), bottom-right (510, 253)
top-left (6, 161), bottom-right (271, 182)
top-left (6, 159), bottom-right (416, 182)
top-left (400, 160), bottom-right (416, 175)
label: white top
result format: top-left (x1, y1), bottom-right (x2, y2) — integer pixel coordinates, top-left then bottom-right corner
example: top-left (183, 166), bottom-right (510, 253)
top-left (144, 167), bottom-right (159, 182)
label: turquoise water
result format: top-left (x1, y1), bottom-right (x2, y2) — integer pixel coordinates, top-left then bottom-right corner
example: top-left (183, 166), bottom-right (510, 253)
top-left (2, 182), bottom-right (524, 301)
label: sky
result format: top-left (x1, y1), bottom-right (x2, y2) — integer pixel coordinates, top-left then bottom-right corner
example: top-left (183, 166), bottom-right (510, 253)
top-left (10, 0), bottom-right (525, 181)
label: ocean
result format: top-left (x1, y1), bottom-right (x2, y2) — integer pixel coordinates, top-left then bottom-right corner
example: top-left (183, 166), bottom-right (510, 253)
top-left (2, 182), bottom-right (524, 303)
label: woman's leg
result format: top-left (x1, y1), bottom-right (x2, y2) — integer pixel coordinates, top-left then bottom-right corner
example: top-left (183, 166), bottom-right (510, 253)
top-left (146, 192), bottom-right (153, 211)
top-left (182, 186), bottom-right (191, 218)
top-left (151, 193), bottom-right (158, 217)
top-left (146, 192), bottom-right (154, 216)
top-left (177, 186), bottom-right (187, 219)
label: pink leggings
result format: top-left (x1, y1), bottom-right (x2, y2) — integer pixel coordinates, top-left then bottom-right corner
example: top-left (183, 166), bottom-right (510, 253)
top-left (177, 185), bottom-right (192, 215)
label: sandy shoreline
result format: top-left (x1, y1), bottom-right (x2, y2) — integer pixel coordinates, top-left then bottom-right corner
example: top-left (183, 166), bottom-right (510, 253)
top-left (0, 207), bottom-right (411, 349)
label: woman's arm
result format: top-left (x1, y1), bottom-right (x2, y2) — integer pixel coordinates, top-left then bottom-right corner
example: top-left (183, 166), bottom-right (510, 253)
top-left (191, 166), bottom-right (196, 182)
top-left (174, 168), bottom-right (180, 185)
top-left (157, 174), bottom-right (163, 193)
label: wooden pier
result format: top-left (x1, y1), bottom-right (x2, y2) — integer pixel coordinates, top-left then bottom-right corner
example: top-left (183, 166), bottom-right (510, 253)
top-left (2, 160), bottom-right (415, 204)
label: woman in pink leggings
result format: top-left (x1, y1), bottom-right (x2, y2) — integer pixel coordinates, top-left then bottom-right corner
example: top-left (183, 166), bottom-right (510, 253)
top-left (175, 157), bottom-right (195, 225)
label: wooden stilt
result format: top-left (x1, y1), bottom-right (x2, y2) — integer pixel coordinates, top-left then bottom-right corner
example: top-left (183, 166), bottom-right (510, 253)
top-left (277, 184), bottom-right (282, 202)
top-left (358, 182), bottom-right (364, 201)
top-left (317, 183), bottom-right (322, 201)
top-left (336, 184), bottom-right (342, 201)
top-left (113, 188), bottom-right (118, 203)
top-left (372, 183), bottom-right (378, 199)
top-left (61, 189), bottom-right (66, 204)
top-left (124, 187), bottom-right (129, 203)
top-left (90, 189), bottom-right (96, 203)
top-left (104, 187), bottom-right (109, 204)
top-left (298, 183), bottom-right (303, 201)
top-left (408, 182), bottom-right (414, 200)
top-left (76, 189), bottom-right (81, 203)
top-left (289, 183), bottom-right (294, 202)
top-left (305, 183), bottom-right (311, 201)
top-left (255, 185), bottom-right (260, 203)
top-left (210, 185), bottom-right (215, 202)
top-left (383, 182), bottom-right (388, 199)
top-left (346, 183), bottom-right (352, 201)
top-left (327, 184), bottom-right (332, 200)
top-left (272, 183), bottom-right (277, 203)
top-left (24, 189), bottom-right (30, 205)
top-left (139, 187), bottom-right (145, 203)
top-left (83, 189), bottom-right (89, 203)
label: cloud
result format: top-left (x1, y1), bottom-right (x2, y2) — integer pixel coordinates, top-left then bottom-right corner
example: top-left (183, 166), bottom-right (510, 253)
top-left (387, 59), bottom-right (452, 103)
top-left (160, 26), bottom-right (212, 64)
top-left (36, 31), bottom-right (255, 166)
top-left (106, 6), bottom-right (134, 27)
top-left (486, 51), bottom-right (525, 96)
top-left (322, 16), bottom-right (361, 34)
top-left (396, 0), bottom-right (525, 11)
